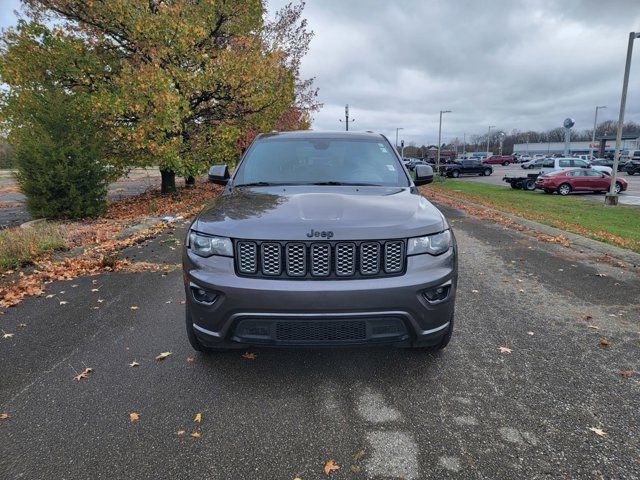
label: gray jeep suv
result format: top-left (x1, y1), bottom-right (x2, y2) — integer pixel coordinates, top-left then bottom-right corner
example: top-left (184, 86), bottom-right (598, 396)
top-left (182, 131), bottom-right (457, 351)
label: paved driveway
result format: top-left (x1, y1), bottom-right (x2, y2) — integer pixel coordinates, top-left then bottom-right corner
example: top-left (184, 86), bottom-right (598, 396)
top-left (1, 203), bottom-right (639, 479)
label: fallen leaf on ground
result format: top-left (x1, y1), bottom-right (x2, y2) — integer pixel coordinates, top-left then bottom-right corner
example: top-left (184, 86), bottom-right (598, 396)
top-left (17, 323), bottom-right (27, 328)
top-left (129, 412), bottom-right (140, 422)
top-left (242, 352), bottom-right (257, 360)
top-left (518, 289), bottom-right (525, 293)
top-left (599, 339), bottom-right (610, 346)
top-left (155, 351), bottom-right (172, 361)
top-left (97, 299), bottom-right (104, 303)
top-left (180, 300), bottom-right (186, 304)
top-left (46, 294), bottom-right (55, 299)
top-left (129, 306), bottom-right (140, 310)
top-left (618, 370), bottom-right (632, 377)
top-left (471, 289), bottom-right (479, 293)
top-left (59, 301), bottom-right (68, 305)
top-left (73, 367), bottom-right (93, 381)
top-left (0, 413), bottom-right (9, 420)
top-left (3, 331), bottom-right (14, 339)
top-left (351, 466), bottom-right (362, 473)
top-left (128, 361), bottom-right (140, 368)
top-left (324, 459), bottom-right (340, 475)
top-left (354, 450), bottom-right (366, 461)
top-left (186, 356), bottom-right (195, 363)
top-left (194, 413), bottom-right (202, 423)
top-left (498, 346), bottom-right (513, 354)
top-left (91, 288), bottom-right (99, 292)
top-left (526, 331), bottom-right (534, 336)
top-left (588, 427), bottom-right (606, 437)
top-left (587, 325), bottom-right (599, 330)
top-left (190, 431), bottom-right (201, 438)
top-left (177, 430), bottom-right (186, 436)
top-left (581, 315), bottom-right (593, 321)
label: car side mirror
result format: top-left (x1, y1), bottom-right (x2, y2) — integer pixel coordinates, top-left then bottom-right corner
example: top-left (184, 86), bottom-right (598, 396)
top-left (414, 165), bottom-right (434, 186)
top-left (208, 165), bottom-right (229, 185)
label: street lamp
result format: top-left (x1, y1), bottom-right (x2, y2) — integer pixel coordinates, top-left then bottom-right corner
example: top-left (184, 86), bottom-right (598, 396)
top-left (436, 110), bottom-right (451, 172)
top-left (395, 127), bottom-right (404, 152)
top-left (486, 125), bottom-right (495, 159)
top-left (606, 31), bottom-right (640, 206)
top-left (590, 105), bottom-right (606, 160)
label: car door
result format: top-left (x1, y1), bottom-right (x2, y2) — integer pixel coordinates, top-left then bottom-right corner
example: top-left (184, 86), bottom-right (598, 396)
top-left (557, 159), bottom-right (572, 171)
top-left (470, 159), bottom-right (483, 173)
top-left (540, 158), bottom-right (555, 174)
top-left (568, 170), bottom-right (588, 190)
top-left (584, 170), bottom-right (608, 191)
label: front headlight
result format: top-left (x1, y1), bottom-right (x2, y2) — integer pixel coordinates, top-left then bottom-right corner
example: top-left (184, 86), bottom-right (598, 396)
top-left (407, 230), bottom-right (452, 256)
top-left (187, 231), bottom-right (233, 258)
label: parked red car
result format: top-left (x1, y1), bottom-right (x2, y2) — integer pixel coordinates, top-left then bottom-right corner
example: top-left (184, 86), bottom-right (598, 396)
top-left (483, 155), bottom-right (514, 166)
top-left (534, 169), bottom-right (628, 196)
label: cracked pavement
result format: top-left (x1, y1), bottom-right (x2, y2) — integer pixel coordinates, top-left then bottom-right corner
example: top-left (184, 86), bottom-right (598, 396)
top-left (1, 202), bottom-right (639, 479)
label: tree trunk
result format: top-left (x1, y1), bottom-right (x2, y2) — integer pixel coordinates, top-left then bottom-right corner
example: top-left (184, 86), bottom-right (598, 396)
top-left (185, 176), bottom-right (195, 187)
top-left (160, 169), bottom-right (176, 194)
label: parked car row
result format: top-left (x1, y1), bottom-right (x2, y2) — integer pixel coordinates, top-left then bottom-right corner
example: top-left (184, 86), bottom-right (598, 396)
top-left (522, 156), bottom-right (637, 175)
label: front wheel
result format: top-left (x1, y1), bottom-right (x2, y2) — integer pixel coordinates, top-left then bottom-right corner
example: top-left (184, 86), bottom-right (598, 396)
top-left (502, 161), bottom-right (510, 166)
top-left (614, 182), bottom-right (623, 194)
top-left (451, 170), bottom-right (460, 178)
top-left (628, 171), bottom-right (635, 176)
top-left (483, 168), bottom-right (492, 176)
top-left (523, 178), bottom-right (536, 191)
top-left (557, 183), bottom-right (571, 196)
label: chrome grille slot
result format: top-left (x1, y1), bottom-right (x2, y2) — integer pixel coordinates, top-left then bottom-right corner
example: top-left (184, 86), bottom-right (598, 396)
top-left (360, 242), bottom-right (380, 275)
top-left (384, 241), bottom-right (404, 273)
top-left (310, 243), bottom-right (330, 276)
top-left (261, 243), bottom-right (282, 276)
top-left (335, 243), bottom-right (356, 276)
top-left (237, 241), bottom-right (257, 274)
top-left (285, 243), bottom-right (306, 276)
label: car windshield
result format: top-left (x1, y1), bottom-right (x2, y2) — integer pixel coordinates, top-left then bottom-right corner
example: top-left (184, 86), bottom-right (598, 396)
top-left (233, 137), bottom-right (410, 187)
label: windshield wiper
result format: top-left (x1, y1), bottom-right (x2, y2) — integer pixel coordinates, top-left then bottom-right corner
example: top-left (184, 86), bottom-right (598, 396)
top-left (307, 181), bottom-right (383, 186)
top-left (233, 182), bottom-right (281, 188)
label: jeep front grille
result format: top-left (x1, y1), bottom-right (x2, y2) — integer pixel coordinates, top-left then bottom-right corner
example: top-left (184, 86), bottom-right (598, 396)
top-left (235, 240), bottom-right (406, 279)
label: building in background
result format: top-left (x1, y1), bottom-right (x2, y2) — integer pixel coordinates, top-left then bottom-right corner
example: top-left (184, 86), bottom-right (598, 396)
top-left (513, 133), bottom-right (640, 157)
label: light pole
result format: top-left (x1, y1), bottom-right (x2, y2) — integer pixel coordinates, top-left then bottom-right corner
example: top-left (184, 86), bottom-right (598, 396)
top-left (339, 104), bottom-right (354, 131)
top-left (590, 106), bottom-right (606, 160)
top-left (395, 127), bottom-right (404, 152)
top-left (462, 132), bottom-right (466, 155)
top-left (436, 110), bottom-right (451, 172)
top-left (606, 32), bottom-right (640, 206)
top-left (486, 125), bottom-right (495, 159)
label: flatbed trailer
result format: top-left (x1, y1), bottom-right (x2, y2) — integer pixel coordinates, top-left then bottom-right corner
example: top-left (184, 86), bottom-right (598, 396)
top-left (502, 173), bottom-right (539, 191)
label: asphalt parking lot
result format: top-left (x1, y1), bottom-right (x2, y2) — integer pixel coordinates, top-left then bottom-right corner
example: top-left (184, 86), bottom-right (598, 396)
top-left (1, 200), bottom-right (639, 479)
top-left (456, 164), bottom-right (640, 206)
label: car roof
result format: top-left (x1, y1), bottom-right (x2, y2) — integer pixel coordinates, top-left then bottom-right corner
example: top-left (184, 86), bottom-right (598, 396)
top-left (256, 130), bottom-right (385, 141)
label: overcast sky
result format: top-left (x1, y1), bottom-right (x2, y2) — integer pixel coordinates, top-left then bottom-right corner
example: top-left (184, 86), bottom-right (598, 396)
top-left (2, 0), bottom-right (640, 146)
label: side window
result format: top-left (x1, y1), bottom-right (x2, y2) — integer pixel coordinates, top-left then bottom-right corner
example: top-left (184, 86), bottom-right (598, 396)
top-left (572, 160), bottom-right (587, 167)
top-left (559, 159), bottom-right (571, 167)
top-left (585, 170), bottom-right (602, 177)
top-left (542, 159), bottom-right (555, 168)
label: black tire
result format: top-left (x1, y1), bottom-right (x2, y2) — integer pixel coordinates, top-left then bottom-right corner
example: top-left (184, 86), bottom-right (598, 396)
top-left (628, 171), bottom-right (635, 176)
top-left (483, 168), bottom-right (492, 176)
top-left (527, 164), bottom-right (535, 170)
top-left (523, 178), bottom-right (536, 191)
top-left (557, 183), bottom-right (571, 196)
top-left (502, 161), bottom-right (510, 166)
top-left (451, 169), bottom-right (460, 178)
top-left (510, 182), bottom-right (519, 189)
top-left (614, 182), bottom-right (623, 194)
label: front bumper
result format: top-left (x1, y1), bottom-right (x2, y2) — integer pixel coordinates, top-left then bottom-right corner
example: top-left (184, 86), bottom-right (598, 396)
top-left (183, 246), bottom-right (457, 348)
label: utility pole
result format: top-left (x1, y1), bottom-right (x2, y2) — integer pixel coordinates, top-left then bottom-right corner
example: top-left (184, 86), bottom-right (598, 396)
top-left (590, 105), bottom-right (606, 160)
top-left (436, 110), bottom-right (451, 173)
top-left (339, 104), bottom-right (354, 131)
top-left (607, 32), bottom-right (639, 206)
top-left (395, 127), bottom-right (404, 152)
top-left (462, 132), bottom-right (466, 155)
top-left (486, 125), bottom-right (495, 159)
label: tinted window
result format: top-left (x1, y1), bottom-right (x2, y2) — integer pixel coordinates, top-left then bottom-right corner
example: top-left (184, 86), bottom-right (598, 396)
top-left (572, 160), bottom-right (588, 167)
top-left (559, 159), bottom-right (571, 167)
top-left (568, 170), bottom-right (584, 176)
top-left (585, 170), bottom-right (603, 177)
top-left (542, 159), bottom-right (555, 168)
top-left (234, 137), bottom-right (409, 187)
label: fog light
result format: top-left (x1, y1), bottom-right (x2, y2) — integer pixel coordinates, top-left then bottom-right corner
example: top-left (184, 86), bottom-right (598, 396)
top-left (423, 284), bottom-right (451, 303)
top-left (190, 286), bottom-right (218, 305)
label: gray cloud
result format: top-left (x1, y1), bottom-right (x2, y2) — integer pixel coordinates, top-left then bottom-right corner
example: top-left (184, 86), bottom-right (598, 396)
top-left (270, 0), bottom-right (640, 145)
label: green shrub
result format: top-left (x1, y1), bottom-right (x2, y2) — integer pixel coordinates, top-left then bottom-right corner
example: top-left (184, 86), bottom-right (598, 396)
top-left (11, 90), bottom-right (111, 219)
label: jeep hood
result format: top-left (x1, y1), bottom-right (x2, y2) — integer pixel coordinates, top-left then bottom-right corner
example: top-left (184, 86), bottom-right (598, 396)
top-left (192, 186), bottom-right (448, 241)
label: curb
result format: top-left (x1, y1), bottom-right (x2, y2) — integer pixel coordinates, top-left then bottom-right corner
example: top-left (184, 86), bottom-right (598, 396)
top-left (430, 191), bottom-right (640, 268)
